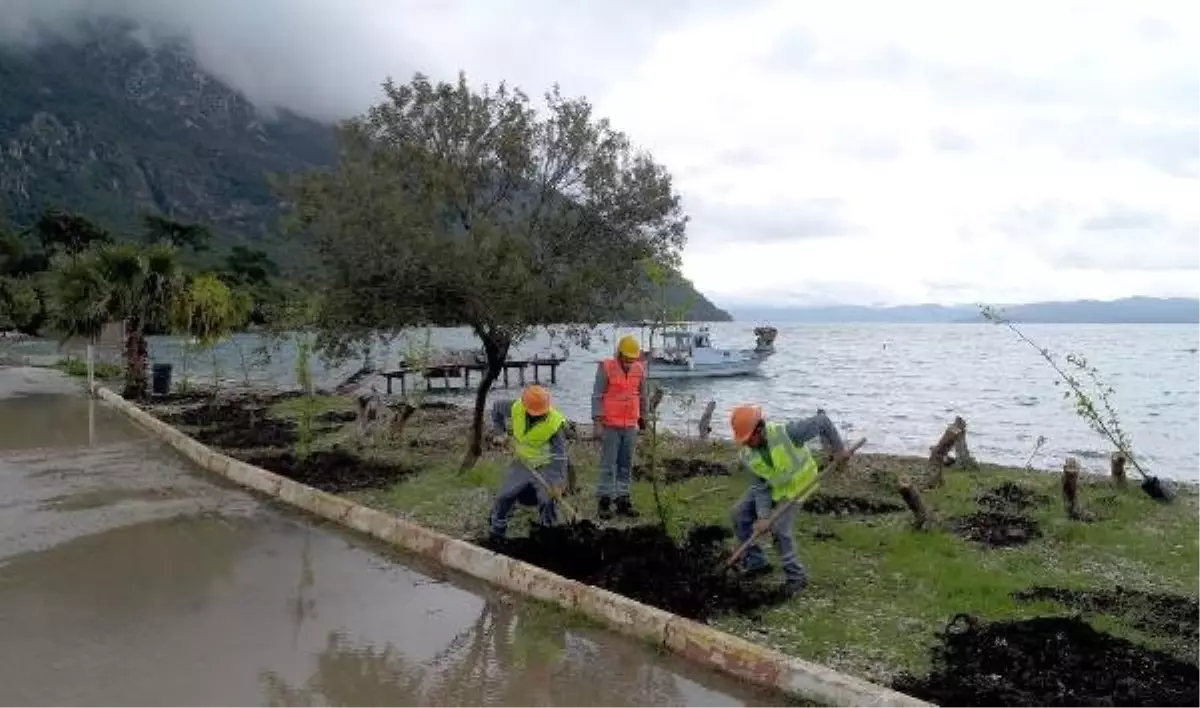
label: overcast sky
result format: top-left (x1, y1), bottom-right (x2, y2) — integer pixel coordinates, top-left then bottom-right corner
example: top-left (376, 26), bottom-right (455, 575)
top-left (4, 0), bottom-right (1198, 307)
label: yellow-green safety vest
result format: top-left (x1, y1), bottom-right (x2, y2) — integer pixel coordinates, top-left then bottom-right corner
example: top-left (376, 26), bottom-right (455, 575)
top-left (511, 400), bottom-right (566, 469)
top-left (740, 422), bottom-right (820, 502)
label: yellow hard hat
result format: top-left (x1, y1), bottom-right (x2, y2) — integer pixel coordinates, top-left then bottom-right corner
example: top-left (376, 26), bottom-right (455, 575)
top-left (617, 335), bottom-right (641, 359)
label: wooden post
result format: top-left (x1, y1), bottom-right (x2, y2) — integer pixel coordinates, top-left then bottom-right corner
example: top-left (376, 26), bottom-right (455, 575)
top-left (464, 368), bottom-right (471, 388)
top-left (698, 400), bottom-right (716, 440)
top-left (518, 366), bottom-right (525, 386)
top-left (952, 416), bottom-right (978, 469)
top-left (399, 373), bottom-right (406, 397)
top-left (1062, 457), bottom-right (1084, 521)
top-left (898, 477), bottom-right (932, 530)
top-left (1110, 451), bottom-right (1127, 488)
top-left (502, 366), bottom-right (509, 388)
top-left (926, 419), bottom-right (963, 487)
top-left (533, 363), bottom-right (540, 384)
top-left (550, 362), bottom-right (557, 385)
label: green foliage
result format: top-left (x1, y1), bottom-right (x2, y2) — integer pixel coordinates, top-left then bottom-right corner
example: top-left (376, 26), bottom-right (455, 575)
top-left (294, 334), bottom-right (318, 461)
top-left (53, 357), bottom-right (123, 379)
top-left (34, 208), bottom-right (112, 258)
top-left (286, 71), bottom-right (689, 467)
top-left (52, 241), bottom-right (186, 398)
top-left (981, 305), bottom-right (1148, 477)
top-left (142, 214), bottom-right (211, 252)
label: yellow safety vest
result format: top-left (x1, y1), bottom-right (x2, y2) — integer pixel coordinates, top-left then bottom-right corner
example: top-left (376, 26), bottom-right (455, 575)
top-left (511, 400), bottom-right (566, 469)
top-left (740, 422), bottom-right (819, 502)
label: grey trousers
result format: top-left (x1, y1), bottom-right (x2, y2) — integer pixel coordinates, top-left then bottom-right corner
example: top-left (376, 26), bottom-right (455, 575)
top-left (596, 425), bottom-right (637, 498)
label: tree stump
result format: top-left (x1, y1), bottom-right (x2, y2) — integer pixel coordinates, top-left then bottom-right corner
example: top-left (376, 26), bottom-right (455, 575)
top-left (1062, 457), bottom-right (1085, 521)
top-left (648, 387), bottom-right (665, 416)
top-left (926, 419), bottom-right (964, 487)
top-left (951, 416), bottom-right (978, 470)
top-left (697, 400), bottom-right (716, 440)
top-left (898, 477), bottom-right (933, 530)
top-left (1110, 451), bottom-right (1127, 488)
top-left (565, 462), bottom-right (578, 496)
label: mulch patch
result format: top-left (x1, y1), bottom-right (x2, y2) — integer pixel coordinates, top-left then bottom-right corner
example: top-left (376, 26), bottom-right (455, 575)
top-left (241, 449), bottom-right (418, 494)
top-left (893, 614), bottom-right (1199, 706)
top-left (482, 522), bottom-right (788, 622)
top-left (632, 457), bottom-right (731, 483)
top-left (1014, 586), bottom-right (1199, 644)
top-left (950, 510), bottom-right (1041, 548)
top-left (978, 482), bottom-right (1050, 512)
top-left (801, 494), bottom-right (904, 516)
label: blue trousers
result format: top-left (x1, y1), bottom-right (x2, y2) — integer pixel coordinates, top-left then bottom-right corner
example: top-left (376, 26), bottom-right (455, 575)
top-left (596, 425), bottom-right (637, 498)
top-left (732, 490), bottom-right (806, 583)
top-left (490, 462), bottom-right (557, 538)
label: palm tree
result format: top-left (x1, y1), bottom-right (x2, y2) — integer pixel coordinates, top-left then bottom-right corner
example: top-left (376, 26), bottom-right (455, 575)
top-left (53, 242), bottom-right (185, 399)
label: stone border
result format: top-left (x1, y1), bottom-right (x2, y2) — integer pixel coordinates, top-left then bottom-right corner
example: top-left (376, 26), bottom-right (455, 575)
top-left (94, 385), bottom-right (931, 707)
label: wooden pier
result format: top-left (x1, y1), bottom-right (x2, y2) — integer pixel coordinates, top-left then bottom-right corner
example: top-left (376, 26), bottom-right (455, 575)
top-left (382, 356), bottom-right (565, 396)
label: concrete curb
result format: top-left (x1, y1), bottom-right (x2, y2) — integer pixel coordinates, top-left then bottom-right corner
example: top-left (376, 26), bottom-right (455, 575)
top-left (95, 385), bottom-right (931, 707)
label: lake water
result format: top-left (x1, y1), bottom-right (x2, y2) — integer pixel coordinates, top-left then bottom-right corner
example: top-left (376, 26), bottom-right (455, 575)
top-left (137, 323), bottom-right (1197, 482)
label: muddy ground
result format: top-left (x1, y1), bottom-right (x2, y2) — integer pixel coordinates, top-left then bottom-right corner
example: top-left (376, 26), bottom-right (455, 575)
top-left (949, 510), bottom-right (1042, 548)
top-left (1014, 586), bottom-right (1199, 646)
top-left (632, 458), bottom-right (730, 483)
top-left (893, 614), bottom-right (1198, 706)
top-left (482, 522), bottom-right (788, 622)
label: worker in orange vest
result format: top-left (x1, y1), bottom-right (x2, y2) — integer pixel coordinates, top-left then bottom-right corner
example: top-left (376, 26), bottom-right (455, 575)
top-left (591, 334), bottom-right (647, 519)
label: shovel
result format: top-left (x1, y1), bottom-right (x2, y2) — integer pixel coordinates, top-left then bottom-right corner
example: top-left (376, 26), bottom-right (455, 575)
top-left (518, 459), bottom-right (581, 523)
top-left (723, 437), bottom-right (866, 570)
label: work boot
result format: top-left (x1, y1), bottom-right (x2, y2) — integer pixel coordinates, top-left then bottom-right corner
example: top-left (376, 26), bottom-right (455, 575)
top-left (615, 496), bottom-right (640, 518)
top-left (598, 497), bottom-right (613, 520)
top-left (783, 577), bottom-right (809, 597)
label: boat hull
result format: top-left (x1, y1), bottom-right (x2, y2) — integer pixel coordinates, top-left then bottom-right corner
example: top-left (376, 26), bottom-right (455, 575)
top-left (645, 359), bottom-right (764, 379)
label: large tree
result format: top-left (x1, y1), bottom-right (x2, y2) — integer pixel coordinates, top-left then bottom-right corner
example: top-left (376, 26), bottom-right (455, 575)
top-left (286, 72), bottom-right (688, 468)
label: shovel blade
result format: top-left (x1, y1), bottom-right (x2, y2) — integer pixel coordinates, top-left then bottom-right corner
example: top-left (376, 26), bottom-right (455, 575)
top-left (1141, 476), bottom-right (1173, 502)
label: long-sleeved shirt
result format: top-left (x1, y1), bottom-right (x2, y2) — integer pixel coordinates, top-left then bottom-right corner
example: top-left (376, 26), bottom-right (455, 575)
top-left (490, 398), bottom-right (568, 486)
top-left (590, 360), bottom-right (649, 423)
top-left (741, 412), bottom-right (846, 518)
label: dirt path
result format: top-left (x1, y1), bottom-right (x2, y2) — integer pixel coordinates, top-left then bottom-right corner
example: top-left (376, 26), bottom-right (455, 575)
top-left (0, 367), bottom-right (781, 706)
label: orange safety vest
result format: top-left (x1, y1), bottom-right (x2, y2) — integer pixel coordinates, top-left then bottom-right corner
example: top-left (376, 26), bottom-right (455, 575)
top-left (601, 358), bottom-right (644, 429)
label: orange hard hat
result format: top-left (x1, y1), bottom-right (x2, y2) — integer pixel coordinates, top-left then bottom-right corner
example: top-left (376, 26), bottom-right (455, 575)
top-left (521, 384), bottom-right (552, 416)
top-left (730, 404), bottom-right (764, 444)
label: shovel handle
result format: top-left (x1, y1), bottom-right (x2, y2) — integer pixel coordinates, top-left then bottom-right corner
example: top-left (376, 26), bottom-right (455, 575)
top-left (723, 437), bottom-right (866, 569)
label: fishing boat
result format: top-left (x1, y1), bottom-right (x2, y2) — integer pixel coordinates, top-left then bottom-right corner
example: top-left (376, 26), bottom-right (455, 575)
top-left (632, 321), bottom-right (778, 380)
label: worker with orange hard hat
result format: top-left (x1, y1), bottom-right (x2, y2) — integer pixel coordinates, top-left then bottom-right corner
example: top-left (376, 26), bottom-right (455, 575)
top-left (728, 404), bottom-right (852, 595)
top-left (591, 334), bottom-right (648, 519)
top-left (487, 384), bottom-right (569, 541)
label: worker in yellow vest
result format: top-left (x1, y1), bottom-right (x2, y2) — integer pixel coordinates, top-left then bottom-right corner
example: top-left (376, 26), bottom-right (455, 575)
top-left (729, 404), bottom-right (851, 595)
top-left (591, 334), bottom-right (647, 519)
top-left (489, 385), bottom-right (569, 541)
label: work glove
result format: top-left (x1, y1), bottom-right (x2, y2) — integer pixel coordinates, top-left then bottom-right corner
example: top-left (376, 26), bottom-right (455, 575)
top-left (753, 518), bottom-right (772, 535)
top-left (637, 418), bottom-right (647, 431)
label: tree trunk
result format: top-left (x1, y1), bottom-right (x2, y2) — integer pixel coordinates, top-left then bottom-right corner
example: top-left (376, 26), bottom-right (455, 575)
top-left (952, 416), bottom-right (978, 469)
top-left (460, 334), bottom-right (507, 472)
top-left (698, 400), bottom-right (716, 440)
top-left (122, 319), bottom-right (149, 400)
top-left (898, 478), bottom-right (933, 530)
top-left (1062, 457), bottom-right (1085, 521)
top-left (1110, 451), bottom-right (1127, 488)
top-left (925, 419), bottom-right (963, 487)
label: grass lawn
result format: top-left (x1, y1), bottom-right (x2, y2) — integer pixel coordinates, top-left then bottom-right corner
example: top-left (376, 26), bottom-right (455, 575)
top-left (152, 390), bottom-right (1200, 691)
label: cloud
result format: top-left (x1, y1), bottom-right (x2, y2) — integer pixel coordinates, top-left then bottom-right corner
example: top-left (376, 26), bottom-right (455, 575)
top-left (2, 0), bottom-right (1197, 306)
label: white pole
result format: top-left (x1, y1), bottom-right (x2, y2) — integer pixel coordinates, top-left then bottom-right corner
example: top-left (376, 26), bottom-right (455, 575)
top-left (86, 343), bottom-right (95, 397)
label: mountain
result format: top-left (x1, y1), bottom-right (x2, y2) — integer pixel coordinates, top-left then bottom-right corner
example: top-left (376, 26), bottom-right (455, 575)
top-left (0, 18), bottom-right (729, 322)
top-left (730, 297), bottom-right (1198, 324)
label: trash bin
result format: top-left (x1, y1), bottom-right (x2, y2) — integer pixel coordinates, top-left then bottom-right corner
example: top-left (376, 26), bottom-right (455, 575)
top-left (151, 363), bottom-right (173, 397)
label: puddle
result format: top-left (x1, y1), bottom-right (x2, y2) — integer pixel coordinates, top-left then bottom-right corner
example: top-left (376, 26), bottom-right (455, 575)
top-left (893, 614), bottom-right (1199, 706)
top-left (43, 486), bottom-right (190, 511)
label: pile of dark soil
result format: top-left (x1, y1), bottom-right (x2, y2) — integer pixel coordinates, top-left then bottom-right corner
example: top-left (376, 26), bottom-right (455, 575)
top-left (192, 419), bottom-right (298, 449)
top-left (316, 410), bottom-right (358, 424)
top-left (1014, 586), bottom-right (1200, 644)
top-left (482, 522), bottom-right (788, 621)
top-left (242, 449), bottom-right (417, 493)
top-left (632, 458), bottom-right (730, 483)
top-left (893, 614), bottom-right (1199, 706)
top-left (950, 511), bottom-right (1041, 547)
top-left (801, 494), bottom-right (904, 516)
top-left (978, 482), bottom-right (1049, 512)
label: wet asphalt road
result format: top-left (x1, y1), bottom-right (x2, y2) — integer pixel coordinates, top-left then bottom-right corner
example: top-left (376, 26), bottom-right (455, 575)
top-left (0, 367), bottom-right (780, 706)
